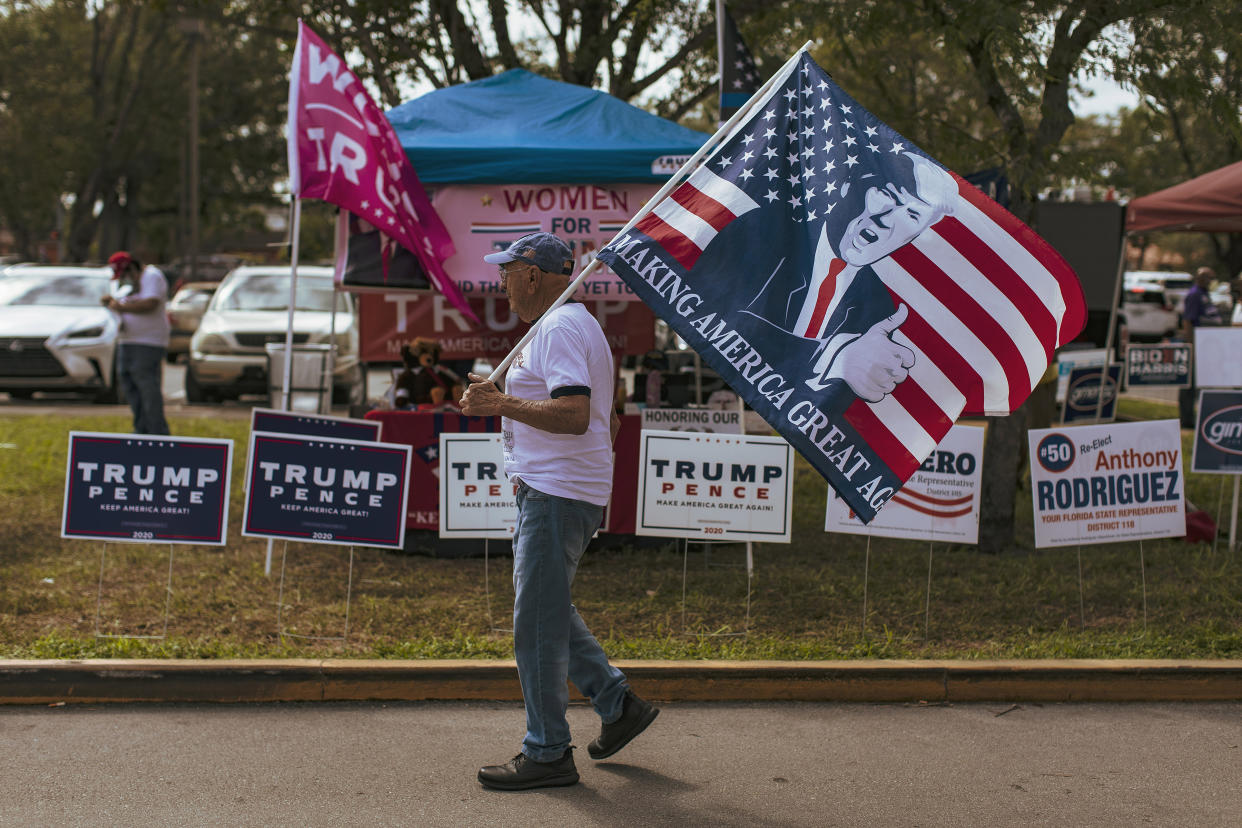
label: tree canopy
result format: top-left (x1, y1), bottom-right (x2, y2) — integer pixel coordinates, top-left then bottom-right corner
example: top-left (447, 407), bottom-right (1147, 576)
top-left (2, 0), bottom-right (1240, 271)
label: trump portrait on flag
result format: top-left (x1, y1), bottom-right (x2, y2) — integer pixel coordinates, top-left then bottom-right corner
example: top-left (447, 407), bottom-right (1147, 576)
top-left (598, 49), bottom-right (1085, 522)
top-left (745, 150), bottom-right (959, 403)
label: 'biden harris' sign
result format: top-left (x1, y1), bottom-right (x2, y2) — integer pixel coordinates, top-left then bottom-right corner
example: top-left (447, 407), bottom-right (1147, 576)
top-left (61, 432), bottom-right (233, 545)
top-left (242, 431), bottom-right (411, 549)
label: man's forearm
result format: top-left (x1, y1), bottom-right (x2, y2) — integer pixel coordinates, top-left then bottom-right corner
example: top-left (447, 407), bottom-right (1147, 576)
top-left (108, 296), bottom-right (160, 313)
top-left (498, 394), bottom-right (590, 435)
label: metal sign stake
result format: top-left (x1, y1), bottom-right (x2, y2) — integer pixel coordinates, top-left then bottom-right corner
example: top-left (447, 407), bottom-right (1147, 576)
top-left (861, 535), bottom-right (872, 634)
top-left (924, 542), bottom-right (934, 641)
top-left (1213, 477), bottom-right (1226, 557)
top-left (1139, 539), bottom-right (1148, 633)
top-left (1076, 545), bottom-right (1086, 628)
top-left (93, 542), bottom-right (175, 641)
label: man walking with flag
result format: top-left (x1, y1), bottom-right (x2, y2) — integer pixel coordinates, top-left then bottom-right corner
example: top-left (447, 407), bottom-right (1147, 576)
top-left (460, 232), bottom-right (659, 791)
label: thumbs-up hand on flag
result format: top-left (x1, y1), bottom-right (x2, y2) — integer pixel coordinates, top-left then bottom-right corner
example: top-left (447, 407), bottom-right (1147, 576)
top-left (825, 304), bottom-right (917, 402)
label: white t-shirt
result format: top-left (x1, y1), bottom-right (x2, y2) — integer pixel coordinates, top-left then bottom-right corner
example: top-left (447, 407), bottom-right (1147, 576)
top-left (113, 265), bottom-right (171, 347)
top-left (502, 302), bottom-right (614, 506)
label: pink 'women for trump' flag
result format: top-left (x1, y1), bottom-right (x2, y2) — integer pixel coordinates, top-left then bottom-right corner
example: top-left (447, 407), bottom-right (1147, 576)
top-left (286, 20), bottom-right (477, 323)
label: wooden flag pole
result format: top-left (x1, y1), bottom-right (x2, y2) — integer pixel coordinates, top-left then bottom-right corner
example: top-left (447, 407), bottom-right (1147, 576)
top-left (487, 42), bottom-right (815, 383)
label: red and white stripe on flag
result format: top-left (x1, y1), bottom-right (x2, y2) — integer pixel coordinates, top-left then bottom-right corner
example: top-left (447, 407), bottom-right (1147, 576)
top-left (635, 166), bottom-right (761, 269)
top-left (842, 175), bottom-right (1085, 481)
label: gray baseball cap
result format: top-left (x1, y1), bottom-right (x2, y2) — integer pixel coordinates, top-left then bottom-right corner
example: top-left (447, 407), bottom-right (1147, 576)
top-left (483, 232), bottom-right (574, 275)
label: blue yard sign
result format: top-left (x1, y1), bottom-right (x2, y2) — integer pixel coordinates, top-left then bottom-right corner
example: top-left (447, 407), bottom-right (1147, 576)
top-left (61, 432), bottom-right (234, 545)
top-left (242, 431), bottom-right (411, 548)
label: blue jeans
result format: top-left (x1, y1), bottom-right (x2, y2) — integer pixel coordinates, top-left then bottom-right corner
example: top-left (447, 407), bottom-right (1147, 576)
top-left (117, 343), bottom-right (169, 435)
top-left (512, 480), bottom-right (628, 762)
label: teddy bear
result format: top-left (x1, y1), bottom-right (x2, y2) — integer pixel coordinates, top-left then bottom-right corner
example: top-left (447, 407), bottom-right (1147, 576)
top-left (393, 337), bottom-right (463, 410)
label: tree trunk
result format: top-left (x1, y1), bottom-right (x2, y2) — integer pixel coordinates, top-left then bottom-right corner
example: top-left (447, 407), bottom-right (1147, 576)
top-left (97, 191), bottom-right (125, 258)
top-left (979, 375), bottom-right (1056, 553)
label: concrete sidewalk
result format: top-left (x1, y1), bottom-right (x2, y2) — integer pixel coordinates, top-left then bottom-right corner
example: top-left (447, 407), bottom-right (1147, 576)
top-left (3, 658), bottom-right (1241, 705)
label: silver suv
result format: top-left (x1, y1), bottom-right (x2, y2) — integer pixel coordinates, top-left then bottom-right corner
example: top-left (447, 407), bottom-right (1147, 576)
top-left (186, 266), bottom-right (361, 404)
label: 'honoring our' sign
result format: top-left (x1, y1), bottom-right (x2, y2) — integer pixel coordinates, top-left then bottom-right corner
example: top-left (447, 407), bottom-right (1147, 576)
top-left (61, 432), bottom-right (233, 545)
top-left (636, 430), bottom-right (793, 541)
top-left (826, 424), bottom-right (984, 543)
top-left (1028, 420), bottom-right (1185, 548)
top-left (1191, 390), bottom-right (1242, 474)
top-left (242, 432), bottom-right (411, 548)
top-left (640, 407), bottom-right (743, 434)
top-left (438, 433), bottom-right (517, 539)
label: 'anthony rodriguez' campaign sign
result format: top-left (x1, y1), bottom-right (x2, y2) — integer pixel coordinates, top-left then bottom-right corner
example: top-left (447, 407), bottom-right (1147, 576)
top-left (1028, 420), bottom-right (1185, 548)
top-left (61, 432), bottom-right (233, 545)
top-left (242, 432), bottom-right (411, 549)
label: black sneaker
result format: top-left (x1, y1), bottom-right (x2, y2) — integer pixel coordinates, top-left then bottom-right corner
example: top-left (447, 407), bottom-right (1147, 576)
top-left (587, 691), bottom-right (660, 760)
top-left (477, 748), bottom-right (579, 791)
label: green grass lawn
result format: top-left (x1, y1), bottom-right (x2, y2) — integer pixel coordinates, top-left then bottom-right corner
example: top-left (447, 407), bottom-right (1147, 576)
top-left (2, 401), bottom-right (1239, 661)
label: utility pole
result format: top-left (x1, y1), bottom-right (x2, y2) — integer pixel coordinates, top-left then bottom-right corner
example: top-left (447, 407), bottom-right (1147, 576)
top-left (178, 17), bottom-right (206, 283)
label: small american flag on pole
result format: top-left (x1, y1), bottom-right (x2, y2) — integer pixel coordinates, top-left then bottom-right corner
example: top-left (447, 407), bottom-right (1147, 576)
top-left (717, 0), bottom-right (762, 122)
top-left (598, 48), bottom-right (1085, 522)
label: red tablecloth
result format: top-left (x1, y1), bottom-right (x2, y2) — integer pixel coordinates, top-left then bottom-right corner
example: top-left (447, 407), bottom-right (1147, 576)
top-left (364, 410), bottom-right (639, 533)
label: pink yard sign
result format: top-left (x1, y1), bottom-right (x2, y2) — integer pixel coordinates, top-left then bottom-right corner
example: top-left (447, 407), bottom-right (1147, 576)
top-left (432, 183), bottom-right (657, 301)
top-left (286, 21), bottom-right (476, 321)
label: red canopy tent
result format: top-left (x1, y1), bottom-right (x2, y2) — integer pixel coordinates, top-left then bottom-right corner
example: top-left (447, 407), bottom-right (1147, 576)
top-left (1126, 159), bottom-right (1242, 233)
top-left (1126, 158), bottom-right (1242, 552)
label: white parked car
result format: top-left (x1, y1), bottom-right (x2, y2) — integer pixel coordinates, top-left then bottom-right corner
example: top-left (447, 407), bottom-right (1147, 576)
top-left (1119, 282), bottom-right (1179, 341)
top-left (0, 265), bottom-right (122, 401)
top-left (1125, 270), bottom-right (1194, 316)
top-left (187, 266), bottom-right (361, 404)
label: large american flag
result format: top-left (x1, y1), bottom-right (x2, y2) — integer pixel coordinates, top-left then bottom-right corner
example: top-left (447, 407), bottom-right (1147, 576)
top-left (598, 49), bottom-right (1085, 522)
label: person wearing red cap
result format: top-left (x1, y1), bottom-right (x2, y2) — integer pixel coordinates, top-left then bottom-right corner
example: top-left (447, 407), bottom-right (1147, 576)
top-left (101, 251), bottom-right (170, 434)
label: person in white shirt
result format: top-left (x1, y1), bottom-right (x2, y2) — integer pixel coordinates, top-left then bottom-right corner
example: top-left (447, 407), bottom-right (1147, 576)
top-left (461, 232), bottom-right (659, 791)
top-left (102, 251), bottom-right (170, 434)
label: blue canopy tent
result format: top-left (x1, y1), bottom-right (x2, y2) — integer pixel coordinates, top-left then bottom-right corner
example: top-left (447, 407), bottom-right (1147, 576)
top-left (386, 69), bottom-right (709, 184)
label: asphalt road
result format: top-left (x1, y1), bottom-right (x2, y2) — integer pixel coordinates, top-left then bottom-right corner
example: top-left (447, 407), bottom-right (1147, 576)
top-left (3, 700), bottom-right (1240, 827)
